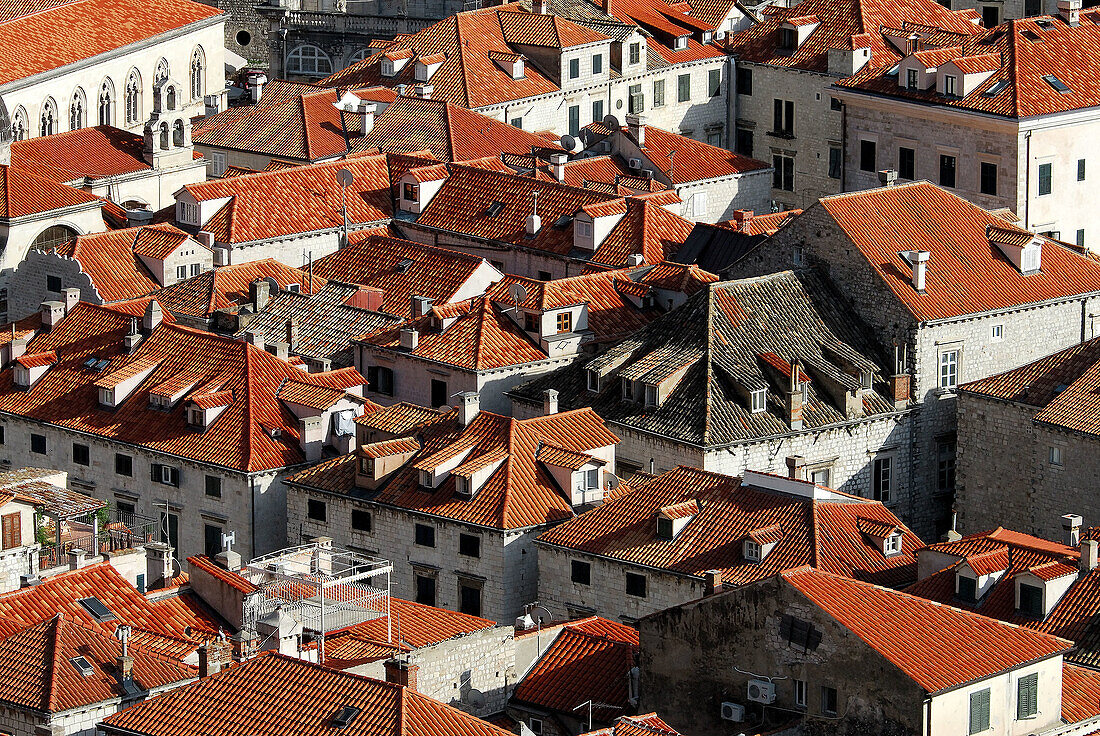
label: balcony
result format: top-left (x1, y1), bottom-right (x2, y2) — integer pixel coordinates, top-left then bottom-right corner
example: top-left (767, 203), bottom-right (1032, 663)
top-left (39, 507), bottom-right (159, 571)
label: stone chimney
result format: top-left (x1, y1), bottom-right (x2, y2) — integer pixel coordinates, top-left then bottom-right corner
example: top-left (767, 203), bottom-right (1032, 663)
top-left (411, 295), bottom-right (433, 319)
top-left (68, 548), bottom-right (86, 570)
top-left (457, 392), bottom-right (480, 426)
top-left (905, 250), bottom-right (930, 293)
top-left (286, 318), bottom-right (299, 351)
top-left (299, 416), bottom-right (324, 461)
top-left (542, 389), bottom-right (558, 415)
top-left (399, 328), bottom-right (419, 350)
top-left (250, 279), bottom-right (271, 313)
top-left (785, 455), bottom-right (806, 480)
top-left (145, 542), bottom-right (173, 589)
top-left (1081, 539), bottom-right (1098, 575)
top-left (124, 318), bottom-right (142, 353)
top-left (248, 71), bottom-right (268, 103)
top-left (1064, 514), bottom-right (1083, 547)
top-left (703, 569), bottom-right (723, 596)
top-left (384, 658), bottom-right (419, 692)
top-left (1059, 0), bottom-right (1081, 26)
top-left (729, 210), bottom-right (754, 232)
top-left (244, 331), bottom-right (265, 351)
top-left (414, 84), bottom-right (433, 100)
top-left (358, 101), bottom-right (375, 135)
top-left (626, 114), bottom-right (646, 146)
top-left (62, 288), bottom-right (80, 314)
top-left (626, 253), bottom-right (644, 267)
top-left (117, 653), bottom-right (134, 682)
top-left (142, 300), bottom-right (163, 332)
top-left (786, 360), bottom-right (804, 431)
top-left (40, 301), bottom-right (65, 332)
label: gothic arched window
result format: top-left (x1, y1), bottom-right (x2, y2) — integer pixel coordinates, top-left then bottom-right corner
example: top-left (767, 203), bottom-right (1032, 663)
top-left (125, 71), bottom-right (141, 124)
top-left (39, 98), bottom-right (57, 137)
top-left (190, 47), bottom-right (206, 99)
top-left (98, 80), bottom-right (114, 126)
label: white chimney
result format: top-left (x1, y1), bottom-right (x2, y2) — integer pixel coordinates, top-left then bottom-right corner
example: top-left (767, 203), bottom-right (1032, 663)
top-left (358, 101), bottom-right (375, 135)
top-left (62, 288), bottom-right (80, 314)
top-left (248, 72), bottom-right (268, 104)
top-left (415, 84), bottom-right (433, 100)
top-left (457, 391), bottom-right (480, 426)
top-left (549, 152), bottom-right (568, 182)
top-left (411, 295), bottom-right (433, 318)
top-left (904, 250), bottom-right (930, 293)
top-left (626, 253), bottom-right (644, 267)
top-left (142, 300), bottom-right (163, 332)
top-left (543, 388), bottom-right (558, 415)
top-left (1081, 539), bottom-right (1098, 574)
top-left (626, 114), bottom-right (646, 146)
top-left (878, 169), bottom-right (898, 187)
top-left (533, 0), bottom-right (548, 12)
top-left (1059, 0), bottom-right (1081, 26)
top-left (526, 213), bottom-right (541, 236)
top-left (40, 301), bottom-right (65, 331)
top-left (400, 328), bottom-right (419, 350)
top-left (1064, 513), bottom-right (1083, 547)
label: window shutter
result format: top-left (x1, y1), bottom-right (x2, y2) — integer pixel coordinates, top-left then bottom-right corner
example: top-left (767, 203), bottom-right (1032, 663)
top-left (970, 689), bottom-right (990, 734)
top-left (170, 467), bottom-right (180, 487)
top-left (773, 99), bottom-right (782, 131)
top-left (0, 513), bottom-right (16, 550)
top-left (1018, 674), bottom-right (1038, 719)
top-left (151, 464), bottom-right (161, 483)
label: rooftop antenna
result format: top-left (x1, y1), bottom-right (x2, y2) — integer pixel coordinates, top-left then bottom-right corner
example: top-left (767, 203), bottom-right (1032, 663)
top-left (337, 168), bottom-right (354, 249)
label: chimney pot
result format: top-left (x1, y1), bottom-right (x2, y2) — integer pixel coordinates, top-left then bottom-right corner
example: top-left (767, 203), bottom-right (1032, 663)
top-left (549, 152), bottom-right (568, 182)
top-left (1064, 513), bottom-right (1084, 547)
top-left (411, 295), bottom-right (434, 318)
top-left (626, 113), bottom-right (646, 146)
top-left (250, 279), bottom-right (271, 313)
top-left (785, 455), bottom-right (806, 480)
top-left (905, 250), bottom-right (930, 293)
top-left (61, 288), bottom-right (80, 314)
top-left (117, 654), bottom-right (134, 682)
top-left (703, 569), bottom-right (723, 596)
top-left (542, 388), bottom-right (559, 415)
top-left (142, 300), bottom-right (163, 332)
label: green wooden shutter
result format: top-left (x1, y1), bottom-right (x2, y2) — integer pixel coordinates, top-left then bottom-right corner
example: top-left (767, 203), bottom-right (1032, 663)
top-left (1018, 673), bottom-right (1038, 719)
top-left (970, 689), bottom-right (990, 734)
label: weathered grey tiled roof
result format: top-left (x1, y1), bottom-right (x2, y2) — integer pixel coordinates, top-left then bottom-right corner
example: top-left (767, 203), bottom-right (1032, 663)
top-left (235, 283), bottom-right (399, 367)
top-left (511, 270), bottom-right (900, 447)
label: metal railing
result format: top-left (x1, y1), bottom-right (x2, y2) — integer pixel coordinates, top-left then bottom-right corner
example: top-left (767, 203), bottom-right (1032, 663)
top-left (282, 9), bottom-right (434, 35)
top-left (39, 510), bottom-right (159, 570)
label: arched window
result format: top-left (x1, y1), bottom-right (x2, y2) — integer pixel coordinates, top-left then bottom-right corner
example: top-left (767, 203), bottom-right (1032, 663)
top-left (166, 85), bottom-right (177, 111)
top-left (154, 58), bottom-right (169, 84)
top-left (173, 119), bottom-right (184, 146)
top-left (125, 71), bottom-right (141, 124)
top-left (347, 48), bottom-right (369, 66)
top-left (286, 44), bottom-right (333, 77)
top-left (31, 224), bottom-right (79, 251)
top-left (190, 47), bottom-right (205, 99)
top-left (39, 98), bottom-right (57, 137)
top-left (11, 107), bottom-right (27, 141)
top-left (69, 88), bottom-right (86, 131)
top-left (98, 79), bottom-right (114, 126)
top-left (159, 122), bottom-right (169, 149)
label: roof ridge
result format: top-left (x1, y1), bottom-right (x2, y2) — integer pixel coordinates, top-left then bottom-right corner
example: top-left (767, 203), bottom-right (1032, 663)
top-left (42, 614), bottom-right (63, 712)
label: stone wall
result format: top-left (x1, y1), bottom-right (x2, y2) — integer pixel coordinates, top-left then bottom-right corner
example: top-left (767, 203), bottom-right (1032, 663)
top-left (638, 577), bottom-right (927, 736)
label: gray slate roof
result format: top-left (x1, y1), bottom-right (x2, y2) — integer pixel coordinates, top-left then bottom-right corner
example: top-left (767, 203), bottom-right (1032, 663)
top-left (510, 269), bottom-right (901, 447)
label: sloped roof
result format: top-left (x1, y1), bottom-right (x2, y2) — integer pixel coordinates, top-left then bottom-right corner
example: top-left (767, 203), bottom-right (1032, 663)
top-left (0, 301), bottom-right (367, 472)
top-left (0, 615), bottom-right (195, 714)
top-left (511, 270), bottom-right (896, 447)
top-left (816, 182), bottom-right (1100, 321)
top-left (839, 13), bottom-right (1100, 118)
top-left (50, 225), bottom-right (177, 302)
top-left (156, 259), bottom-right (324, 320)
top-left (0, 165), bottom-right (102, 219)
top-left (288, 408), bottom-right (619, 530)
top-left (182, 155), bottom-right (392, 244)
top-left (0, 0), bottom-right (221, 85)
top-left (784, 566), bottom-right (1071, 694)
top-left (99, 652), bottom-right (515, 736)
top-left (311, 234), bottom-right (492, 319)
top-left (617, 124), bottom-right (769, 184)
top-left (537, 465), bottom-right (921, 587)
top-left (323, 7), bottom-right (602, 109)
top-left (582, 713), bottom-right (684, 736)
top-left (11, 126), bottom-right (155, 183)
top-left (725, 0), bottom-right (980, 73)
top-left (959, 335), bottom-right (1100, 438)
top-left (512, 617), bottom-right (638, 717)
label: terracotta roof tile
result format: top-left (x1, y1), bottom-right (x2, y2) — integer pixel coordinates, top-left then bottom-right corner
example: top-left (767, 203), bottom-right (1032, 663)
top-left (354, 402), bottom-right (449, 436)
top-left (289, 408), bottom-right (618, 530)
top-left (785, 566), bottom-right (1072, 693)
top-left (537, 466), bottom-right (921, 587)
top-left (156, 259), bottom-right (324, 319)
top-left (52, 225), bottom-right (183, 302)
top-left (185, 555), bottom-right (258, 594)
top-left (0, 165), bottom-right (103, 219)
top-left (583, 713), bottom-right (683, 736)
top-left (0, 0), bottom-right (221, 85)
top-left (1062, 663), bottom-right (1100, 723)
top-left (11, 126), bottom-right (155, 183)
top-left (512, 617), bottom-right (637, 717)
top-left (100, 652), bottom-right (514, 736)
top-left (816, 182), bottom-right (1100, 321)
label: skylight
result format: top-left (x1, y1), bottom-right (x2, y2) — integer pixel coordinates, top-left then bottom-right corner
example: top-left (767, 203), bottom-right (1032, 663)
top-left (78, 596), bottom-right (115, 623)
top-left (486, 201), bottom-right (506, 218)
top-left (332, 705), bottom-right (362, 728)
top-left (982, 79), bottom-right (1010, 97)
top-left (83, 357), bottom-right (110, 372)
top-left (70, 656), bottom-right (95, 677)
top-left (1043, 74), bottom-right (1071, 93)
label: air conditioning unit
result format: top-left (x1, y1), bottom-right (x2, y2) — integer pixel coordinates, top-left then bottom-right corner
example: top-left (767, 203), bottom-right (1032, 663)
top-left (720, 702), bottom-right (745, 722)
top-left (628, 158), bottom-right (642, 169)
top-left (747, 679), bottom-right (776, 704)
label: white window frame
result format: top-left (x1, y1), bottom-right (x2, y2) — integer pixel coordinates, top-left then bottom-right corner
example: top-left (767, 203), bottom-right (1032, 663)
top-left (1050, 446), bottom-right (1063, 466)
top-left (744, 539), bottom-right (761, 562)
top-left (991, 324), bottom-right (1004, 342)
top-left (750, 389), bottom-right (766, 413)
top-left (622, 378), bottom-right (635, 401)
top-left (795, 679), bottom-right (807, 707)
top-left (586, 369), bottom-right (600, 392)
top-left (883, 533), bottom-right (902, 555)
top-left (644, 384), bottom-right (657, 406)
top-left (210, 151), bottom-right (227, 177)
top-left (939, 349), bottom-right (959, 390)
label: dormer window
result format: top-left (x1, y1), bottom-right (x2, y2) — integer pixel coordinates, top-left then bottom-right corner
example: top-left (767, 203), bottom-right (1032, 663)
top-left (1019, 582), bottom-right (1043, 617)
top-left (779, 27), bottom-right (796, 50)
top-left (744, 539), bottom-right (762, 561)
top-left (381, 58), bottom-right (395, 77)
top-left (187, 407), bottom-right (204, 426)
top-left (622, 378), bottom-right (635, 401)
top-left (418, 469), bottom-right (433, 488)
top-left (403, 182), bottom-right (419, 202)
top-left (556, 312), bottom-right (573, 334)
top-left (587, 370), bottom-right (600, 392)
top-left (657, 500), bottom-right (698, 540)
top-left (751, 389), bottom-right (766, 413)
top-left (644, 384), bottom-right (657, 407)
top-left (455, 474), bottom-right (470, 495)
top-left (906, 68), bottom-right (918, 89)
top-left (657, 516), bottom-right (674, 540)
top-left (359, 456), bottom-right (374, 475)
top-left (883, 532), bottom-right (902, 556)
top-left (943, 74), bottom-right (957, 96)
top-left (674, 35), bottom-right (688, 50)
top-left (957, 573), bottom-right (978, 603)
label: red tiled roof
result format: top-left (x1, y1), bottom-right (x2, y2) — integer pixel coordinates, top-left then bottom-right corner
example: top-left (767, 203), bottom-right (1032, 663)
top-left (0, 0), bottom-right (221, 85)
top-left (320, 597), bottom-right (495, 668)
top-left (354, 401), bottom-right (448, 436)
top-left (960, 336), bottom-right (1100, 438)
top-left (959, 548), bottom-right (1010, 576)
top-left (182, 156), bottom-right (392, 244)
top-left (0, 165), bottom-right (103, 219)
top-left (185, 555), bottom-right (258, 594)
top-left (0, 562), bottom-right (222, 657)
top-left (784, 566), bottom-right (1072, 693)
top-left (590, 198), bottom-right (695, 268)
top-left (156, 259), bottom-right (324, 319)
top-left (288, 408), bottom-right (619, 529)
top-left (537, 443), bottom-right (600, 470)
top-left (817, 182), bottom-right (1100, 321)
top-left (512, 617), bottom-right (638, 717)
top-left (11, 126), bottom-right (155, 183)
top-left (1026, 560), bottom-right (1078, 581)
top-left (537, 466), bottom-right (922, 587)
top-left (323, 7), bottom-right (595, 109)
top-left (624, 125), bottom-right (769, 184)
top-left (364, 296), bottom-right (547, 371)
top-left (99, 652), bottom-right (515, 736)
top-left (1062, 663), bottom-right (1100, 724)
top-left (0, 615), bottom-right (195, 714)
top-left (360, 436), bottom-right (421, 459)
top-left (583, 713), bottom-right (683, 736)
top-left (606, 0), bottom-right (725, 64)
top-left (15, 351), bottom-right (56, 368)
top-left (51, 225), bottom-right (175, 302)
top-left (839, 14), bottom-right (1100, 118)
top-left (631, 261), bottom-right (718, 295)
top-left (0, 302), bottom-right (366, 472)
top-left (725, 0), bottom-right (979, 73)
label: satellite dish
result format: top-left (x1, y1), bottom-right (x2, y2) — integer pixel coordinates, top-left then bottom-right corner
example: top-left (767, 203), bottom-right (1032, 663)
top-left (559, 134), bottom-right (578, 152)
top-left (337, 168), bottom-right (354, 188)
top-left (509, 282), bottom-right (528, 305)
top-left (602, 113), bottom-right (620, 130)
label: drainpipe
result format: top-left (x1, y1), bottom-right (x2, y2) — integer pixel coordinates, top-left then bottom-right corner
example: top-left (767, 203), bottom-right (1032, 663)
top-left (1024, 129), bottom-right (1032, 230)
top-left (840, 99), bottom-right (847, 193)
top-left (727, 55), bottom-right (736, 151)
